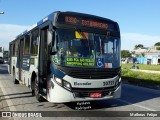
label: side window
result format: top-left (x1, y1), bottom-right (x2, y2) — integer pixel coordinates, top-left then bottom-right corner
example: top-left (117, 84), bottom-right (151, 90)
top-left (31, 29), bottom-right (39, 55)
top-left (15, 41), bottom-right (19, 57)
top-left (24, 34), bottom-right (30, 55)
top-left (12, 43), bottom-right (15, 56)
top-left (12, 41), bottom-right (18, 57)
top-left (107, 40), bottom-right (113, 54)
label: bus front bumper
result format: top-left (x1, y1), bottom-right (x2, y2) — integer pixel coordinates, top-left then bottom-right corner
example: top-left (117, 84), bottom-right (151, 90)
top-left (47, 77), bottom-right (121, 103)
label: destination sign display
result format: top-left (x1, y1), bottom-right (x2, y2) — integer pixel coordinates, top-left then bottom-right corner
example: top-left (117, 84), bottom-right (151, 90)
top-left (65, 16), bottom-right (108, 29)
top-left (66, 57), bottom-right (95, 67)
top-left (57, 13), bottom-right (115, 30)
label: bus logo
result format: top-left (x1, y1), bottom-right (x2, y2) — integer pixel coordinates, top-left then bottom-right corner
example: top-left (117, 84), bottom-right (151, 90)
top-left (74, 82), bottom-right (91, 86)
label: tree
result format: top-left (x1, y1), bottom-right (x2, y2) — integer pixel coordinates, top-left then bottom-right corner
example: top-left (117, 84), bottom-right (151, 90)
top-left (131, 51), bottom-right (135, 57)
top-left (134, 44), bottom-right (144, 49)
top-left (121, 50), bottom-right (131, 58)
top-left (134, 45), bottom-right (138, 50)
top-left (156, 46), bottom-right (160, 50)
top-left (154, 42), bottom-right (160, 46)
top-left (0, 47), bottom-right (2, 52)
top-left (3, 51), bottom-right (8, 59)
top-left (137, 44), bottom-right (144, 48)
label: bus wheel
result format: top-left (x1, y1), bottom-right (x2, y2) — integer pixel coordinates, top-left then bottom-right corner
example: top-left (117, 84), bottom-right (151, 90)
top-left (34, 77), bottom-right (45, 102)
top-left (13, 69), bottom-right (19, 84)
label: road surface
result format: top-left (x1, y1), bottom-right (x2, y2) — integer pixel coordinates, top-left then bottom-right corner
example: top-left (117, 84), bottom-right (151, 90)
top-left (0, 64), bottom-right (159, 120)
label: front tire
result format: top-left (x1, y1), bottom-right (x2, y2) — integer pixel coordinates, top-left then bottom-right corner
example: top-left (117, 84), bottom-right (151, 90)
top-left (34, 77), bottom-right (45, 102)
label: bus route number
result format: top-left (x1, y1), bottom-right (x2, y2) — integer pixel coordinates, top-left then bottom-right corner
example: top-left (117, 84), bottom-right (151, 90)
top-left (103, 81), bottom-right (114, 86)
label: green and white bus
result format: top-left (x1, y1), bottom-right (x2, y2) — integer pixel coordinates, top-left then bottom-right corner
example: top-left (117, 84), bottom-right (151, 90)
top-left (9, 11), bottom-right (121, 103)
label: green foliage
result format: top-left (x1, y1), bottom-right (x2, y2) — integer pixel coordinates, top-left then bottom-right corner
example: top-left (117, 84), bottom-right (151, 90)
top-left (134, 44), bottom-right (144, 49)
top-left (0, 47), bottom-right (2, 52)
top-left (121, 59), bottom-right (160, 87)
top-left (141, 52), bottom-right (145, 57)
top-left (121, 50), bottom-right (131, 58)
top-left (3, 51), bottom-right (8, 59)
top-left (154, 42), bottom-right (160, 46)
top-left (131, 51), bottom-right (135, 55)
top-left (122, 69), bottom-right (160, 84)
top-left (122, 63), bottom-right (160, 71)
top-left (156, 46), bottom-right (160, 50)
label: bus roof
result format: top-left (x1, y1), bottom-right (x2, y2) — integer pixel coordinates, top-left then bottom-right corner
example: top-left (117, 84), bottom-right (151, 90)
top-left (14, 11), bottom-right (118, 40)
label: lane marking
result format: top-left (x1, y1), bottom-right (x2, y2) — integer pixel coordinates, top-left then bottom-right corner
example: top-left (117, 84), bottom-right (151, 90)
top-left (0, 80), bottom-right (20, 119)
top-left (0, 82), bottom-right (16, 111)
top-left (0, 80), bottom-right (20, 120)
top-left (118, 99), bottom-right (156, 111)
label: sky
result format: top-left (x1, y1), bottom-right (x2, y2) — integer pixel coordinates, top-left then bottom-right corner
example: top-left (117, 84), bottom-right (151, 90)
top-left (0, 0), bottom-right (160, 51)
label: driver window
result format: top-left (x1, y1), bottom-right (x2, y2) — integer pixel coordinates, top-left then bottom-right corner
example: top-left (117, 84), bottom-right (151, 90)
top-left (106, 41), bottom-right (113, 54)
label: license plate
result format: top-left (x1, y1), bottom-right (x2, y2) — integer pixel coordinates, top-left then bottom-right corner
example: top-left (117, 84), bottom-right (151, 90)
top-left (90, 92), bottom-right (102, 98)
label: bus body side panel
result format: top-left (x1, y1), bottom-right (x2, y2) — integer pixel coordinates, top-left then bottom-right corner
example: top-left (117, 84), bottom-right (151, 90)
top-left (8, 43), bottom-right (12, 74)
top-left (18, 38), bottom-right (24, 81)
top-left (29, 56), bottom-right (39, 87)
top-left (11, 56), bottom-right (18, 77)
top-left (9, 43), bottom-right (14, 75)
top-left (21, 56), bottom-right (30, 86)
top-left (20, 56), bottom-right (38, 88)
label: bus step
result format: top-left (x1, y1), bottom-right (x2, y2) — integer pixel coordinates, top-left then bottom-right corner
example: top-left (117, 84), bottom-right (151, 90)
top-left (40, 92), bottom-right (47, 100)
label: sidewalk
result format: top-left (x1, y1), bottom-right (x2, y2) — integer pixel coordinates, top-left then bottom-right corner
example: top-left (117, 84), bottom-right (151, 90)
top-left (131, 69), bottom-right (160, 74)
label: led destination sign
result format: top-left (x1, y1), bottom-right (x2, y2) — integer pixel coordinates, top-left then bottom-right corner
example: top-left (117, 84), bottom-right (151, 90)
top-left (65, 16), bottom-right (108, 29)
top-left (66, 57), bottom-right (95, 67)
top-left (57, 13), bottom-right (115, 30)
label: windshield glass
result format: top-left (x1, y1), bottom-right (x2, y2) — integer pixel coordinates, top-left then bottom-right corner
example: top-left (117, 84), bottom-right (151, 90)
top-left (52, 29), bottom-right (120, 68)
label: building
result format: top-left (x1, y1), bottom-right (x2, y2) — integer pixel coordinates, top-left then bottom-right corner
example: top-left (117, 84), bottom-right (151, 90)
top-left (133, 46), bottom-right (160, 65)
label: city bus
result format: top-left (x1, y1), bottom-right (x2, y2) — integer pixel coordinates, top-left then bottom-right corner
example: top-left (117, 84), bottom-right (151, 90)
top-left (8, 11), bottom-right (121, 103)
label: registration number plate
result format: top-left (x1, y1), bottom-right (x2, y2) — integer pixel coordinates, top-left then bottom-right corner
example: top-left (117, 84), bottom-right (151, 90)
top-left (90, 92), bottom-right (102, 98)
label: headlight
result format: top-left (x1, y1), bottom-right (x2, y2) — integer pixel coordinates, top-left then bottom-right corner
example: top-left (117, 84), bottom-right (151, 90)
top-left (115, 77), bottom-right (121, 89)
top-left (55, 77), bottom-right (62, 85)
top-left (54, 76), bottom-right (71, 91)
top-left (63, 80), bottom-right (71, 90)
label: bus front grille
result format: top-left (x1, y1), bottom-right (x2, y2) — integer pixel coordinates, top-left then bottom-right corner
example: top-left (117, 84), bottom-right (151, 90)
top-left (68, 68), bottom-right (120, 79)
top-left (56, 66), bottom-right (121, 79)
top-left (72, 87), bottom-right (115, 98)
top-left (74, 91), bottom-right (114, 98)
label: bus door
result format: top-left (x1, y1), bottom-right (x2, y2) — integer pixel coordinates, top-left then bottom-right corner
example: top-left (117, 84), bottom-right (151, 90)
top-left (39, 27), bottom-right (49, 92)
top-left (19, 39), bottom-right (24, 80)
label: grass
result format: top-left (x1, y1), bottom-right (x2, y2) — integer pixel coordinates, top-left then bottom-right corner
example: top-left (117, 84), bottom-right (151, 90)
top-left (122, 63), bottom-right (160, 71)
top-left (121, 63), bottom-right (160, 88)
top-left (122, 69), bottom-right (160, 84)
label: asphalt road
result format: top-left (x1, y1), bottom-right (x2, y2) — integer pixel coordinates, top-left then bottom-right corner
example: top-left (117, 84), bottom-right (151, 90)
top-left (0, 64), bottom-right (160, 120)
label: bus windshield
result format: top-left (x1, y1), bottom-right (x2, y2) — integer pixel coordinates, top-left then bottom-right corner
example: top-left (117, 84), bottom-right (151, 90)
top-left (52, 28), bottom-right (120, 68)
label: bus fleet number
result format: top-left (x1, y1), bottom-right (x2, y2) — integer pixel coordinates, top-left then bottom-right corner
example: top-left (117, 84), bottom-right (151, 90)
top-left (103, 81), bottom-right (114, 86)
